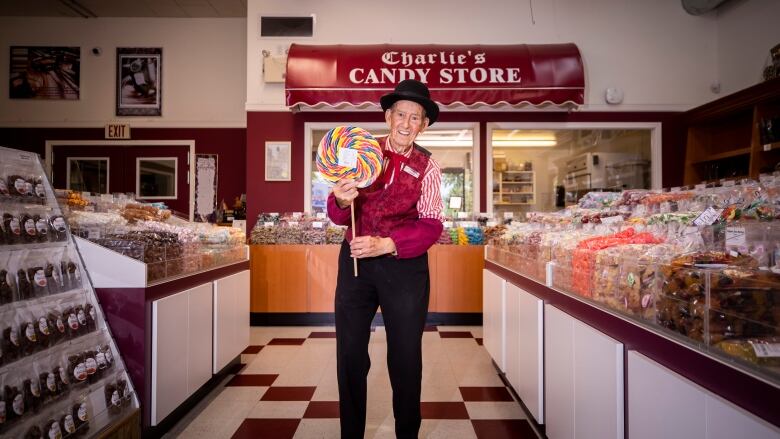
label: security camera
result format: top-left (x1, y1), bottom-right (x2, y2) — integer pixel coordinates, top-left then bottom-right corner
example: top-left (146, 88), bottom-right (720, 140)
top-left (91, 47), bottom-right (102, 56)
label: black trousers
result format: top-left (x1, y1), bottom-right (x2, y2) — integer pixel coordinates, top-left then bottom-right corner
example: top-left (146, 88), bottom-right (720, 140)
top-left (335, 241), bottom-right (430, 439)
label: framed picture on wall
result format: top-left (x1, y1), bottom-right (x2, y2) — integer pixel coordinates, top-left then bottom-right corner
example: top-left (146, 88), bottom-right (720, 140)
top-left (9, 46), bottom-right (81, 99)
top-left (194, 154), bottom-right (218, 221)
top-left (265, 141), bottom-right (291, 181)
top-left (116, 47), bottom-right (162, 116)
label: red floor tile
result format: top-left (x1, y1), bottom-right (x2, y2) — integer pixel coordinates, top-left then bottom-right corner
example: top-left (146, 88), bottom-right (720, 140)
top-left (471, 419), bottom-right (537, 439)
top-left (475, 338), bottom-right (483, 345)
top-left (268, 338), bottom-right (307, 345)
top-left (303, 401), bottom-right (340, 418)
top-left (424, 325), bottom-right (438, 332)
top-left (231, 418), bottom-right (300, 439)
top-left (459, 386), bottom-right (514, 402)
top-left (308, 331), bottom-right (337, 338)
top-left (242, 345), bottom-right (264, 354)
top-left (261, 386), bottom-right (317, 401)
top-left (420, 401), bottom-right (470, 419)
top-left (226, 374), bottom-right (279, 387)
top-left (439, 331), bottom-right (474, 338)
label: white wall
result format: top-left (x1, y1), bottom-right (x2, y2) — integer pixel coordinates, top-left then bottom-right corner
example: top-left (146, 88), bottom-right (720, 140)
top-left (716, 0), bottom-right (780, 97)
top-left (247, 0), bottom-right (721, 112)
top-left (0, 17), bottom-right (247, 127)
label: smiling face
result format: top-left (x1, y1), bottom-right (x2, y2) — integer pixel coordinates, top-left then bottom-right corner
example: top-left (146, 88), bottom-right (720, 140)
top-left (385, 100), bottom-right (429, 153)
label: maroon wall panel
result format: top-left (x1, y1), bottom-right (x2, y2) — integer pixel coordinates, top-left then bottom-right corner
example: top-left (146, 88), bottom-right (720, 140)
top-left (246, 112), bottom-right (301, 222)
top-left (0, 127), bottom-right (246, 206)
top-left (246, 110), bottom-right (684, 229)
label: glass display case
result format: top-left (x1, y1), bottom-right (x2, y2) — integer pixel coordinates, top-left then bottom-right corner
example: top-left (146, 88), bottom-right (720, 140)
top-left (60, 198), bottom-right (247, 284)
top-left (0, 146), bottom-right (138, 438)
top-left (486, 178), bottom-right (780, 383)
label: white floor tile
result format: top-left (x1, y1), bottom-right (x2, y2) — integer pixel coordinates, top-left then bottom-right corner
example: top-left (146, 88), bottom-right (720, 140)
top-left (420, 419), bottom-right (478, 439)
top-left (293, 419), bottom-right (341, 438)
top-left (247, 401), bottom-right (309, 419)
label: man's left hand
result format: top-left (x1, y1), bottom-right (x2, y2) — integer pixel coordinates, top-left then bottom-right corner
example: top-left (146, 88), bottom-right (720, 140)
top-left (350, 236), bottom-right (396, 258)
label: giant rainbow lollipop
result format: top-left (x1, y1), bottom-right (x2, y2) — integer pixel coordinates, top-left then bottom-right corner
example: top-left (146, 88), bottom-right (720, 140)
top-left (316, 126), bottom-right (383, 276)
top-left (316, 126), bottom-right (383, 188)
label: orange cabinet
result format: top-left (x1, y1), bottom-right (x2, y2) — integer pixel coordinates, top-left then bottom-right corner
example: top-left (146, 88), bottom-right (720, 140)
top-left (250, 245), bottom-right (308, 312)
top-left (250, 245), bottom-right (484, 313)
top-left (430, 245), bottom-right (485, 312)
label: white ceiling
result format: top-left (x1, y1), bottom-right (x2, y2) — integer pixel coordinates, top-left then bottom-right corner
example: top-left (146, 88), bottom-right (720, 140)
top-left (0, 0), bottom-right (247, 18)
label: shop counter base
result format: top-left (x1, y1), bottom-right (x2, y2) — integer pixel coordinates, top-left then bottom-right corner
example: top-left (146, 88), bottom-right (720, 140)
top-left (250, 244), bottom-right (484, 314)
top-left (485, 260), bottom-right (780, 430)
top-left (95, 260), bottom-right (250, 436)
top-left (96, 407), bottom-right (141, 439)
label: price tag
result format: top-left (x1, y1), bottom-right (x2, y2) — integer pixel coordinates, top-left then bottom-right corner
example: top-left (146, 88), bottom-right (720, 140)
top-left (17, 153), bottom-right (33, 162)
top-left (671, 187), bottom-right (681, 192)
top-left (292, 212), bottom-right (302, 219)
top-left (751, 342), bottom-right (780, 358)
top-left (600, 215), bottom-right (624, 225)
top-left (337, 148), bottom-right (358, 168)
top-left (100, 194), bottom-right (113, 202)
top-left (269, 212), bottom-right (279, 217)
top-left (722, 179), bottom-right (735, 188)
top-left (86, 226), bottom-right (101, 239)
top-left (449, 196), bottom-right (463, 209)
top-left (81, 191), bottom-right (91, 198)
top-left (764, 143), bottom-right (773, 152)
top-left (312, 221), bottom-right (324, 229)
top-left (288, 221), bottom-right (299, 227)
top-left (692, 207), bottom-right (722, 226)
top-left (443, 221), bottom-right (454, 228)
top-left (695, 184), bottom-right (706, 190)
top-left (725, 226), bottom-right (746, 246)
top-left (263, 222), bottom-right (275, 227)
top-left (503, 212), bottom-right (514, 219)
top-left (316, 212), bottom-right (326, 219)
top-left (486, 221), bottom-right (498, 227)
top-left (457, 212), bottom-right (469, 219)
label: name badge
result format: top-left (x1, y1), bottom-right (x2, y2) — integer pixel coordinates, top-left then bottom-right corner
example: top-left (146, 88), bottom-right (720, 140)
top-left (402, 164), bottom-right (420, 179)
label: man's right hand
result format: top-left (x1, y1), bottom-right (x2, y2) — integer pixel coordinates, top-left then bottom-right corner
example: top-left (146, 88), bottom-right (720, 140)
top-left (333, 178), bottom-right (358, 208)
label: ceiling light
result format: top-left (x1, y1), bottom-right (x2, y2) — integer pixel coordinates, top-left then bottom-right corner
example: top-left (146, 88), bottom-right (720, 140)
top-left (492, 140), bottom-right (557, 147)
top-left (414, 139), bottom-right (473, 147)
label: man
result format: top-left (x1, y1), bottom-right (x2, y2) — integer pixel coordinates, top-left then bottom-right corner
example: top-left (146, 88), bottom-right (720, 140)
top-left (327, 79), bottom-right (444, 439)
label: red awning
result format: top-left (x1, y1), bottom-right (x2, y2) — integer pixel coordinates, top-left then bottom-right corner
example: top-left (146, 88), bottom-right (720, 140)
top-left (285, 44), bottom-right (584, 110)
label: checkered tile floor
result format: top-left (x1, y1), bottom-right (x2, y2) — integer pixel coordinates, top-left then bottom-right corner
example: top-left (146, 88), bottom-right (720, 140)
top-left (164, 326), bottom-right (541, 439)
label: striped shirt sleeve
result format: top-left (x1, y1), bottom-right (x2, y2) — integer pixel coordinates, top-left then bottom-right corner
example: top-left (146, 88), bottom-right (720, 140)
top-left (417, 158), bottom-right (444, 222)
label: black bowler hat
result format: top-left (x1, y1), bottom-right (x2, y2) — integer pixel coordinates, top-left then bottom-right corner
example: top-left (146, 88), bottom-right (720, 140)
top-left (380, 79), bottom-right (439, 126)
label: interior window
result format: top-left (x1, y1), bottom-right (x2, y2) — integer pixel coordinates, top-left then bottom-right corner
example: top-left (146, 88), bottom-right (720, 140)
top-left (67, 158), bottom-right (109, 194)
top-left (137, 158), bottom-right (177, 198)
top-left (491, 129), bottom-right (652, 215)
top-left (309, 128), bottom-right (475, 217)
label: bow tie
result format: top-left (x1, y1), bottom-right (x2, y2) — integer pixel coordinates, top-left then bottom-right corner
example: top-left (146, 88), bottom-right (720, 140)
top-left (382, 149), bottom-right (409, 186)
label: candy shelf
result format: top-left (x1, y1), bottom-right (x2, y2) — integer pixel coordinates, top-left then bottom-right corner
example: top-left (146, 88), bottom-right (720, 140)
top-left (0, 146), bottom-right (139, 439)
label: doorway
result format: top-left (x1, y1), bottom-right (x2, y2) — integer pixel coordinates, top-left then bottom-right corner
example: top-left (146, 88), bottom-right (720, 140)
top-left (45, 140), bottom-right (195, 220)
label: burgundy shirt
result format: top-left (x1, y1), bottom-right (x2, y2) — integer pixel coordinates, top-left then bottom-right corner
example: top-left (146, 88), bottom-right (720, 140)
top-left (327, 137), bottom-right (444, 258)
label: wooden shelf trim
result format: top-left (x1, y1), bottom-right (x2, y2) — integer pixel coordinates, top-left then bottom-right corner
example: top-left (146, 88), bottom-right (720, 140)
top-left (685, 77), bottom-right (780, 123)
top-left (687, 147), bottom-right (751, 165)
